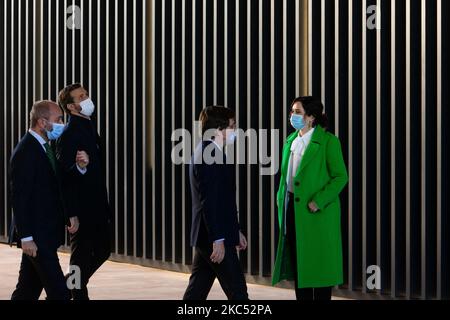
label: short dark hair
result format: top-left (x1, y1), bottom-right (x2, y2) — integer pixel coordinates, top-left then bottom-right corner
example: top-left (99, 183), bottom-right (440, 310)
top-left (290, 96), bottom-right (328, 129)
top-left (199, 106), bottom-right (236, 136)
top-left (58, 83), bottom-right (83, 114)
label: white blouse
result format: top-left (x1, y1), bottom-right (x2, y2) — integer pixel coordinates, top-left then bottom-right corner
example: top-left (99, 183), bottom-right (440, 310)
top-left (286, 128), bottom-right (315, 193)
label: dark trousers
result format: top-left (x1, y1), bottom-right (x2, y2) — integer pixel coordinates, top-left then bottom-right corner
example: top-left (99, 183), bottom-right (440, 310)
top-left (183, 245), bottom-right (249, 300)
top-left (11, 248), bottom-right (70, 301)
top-left (68, 222), bottom-right (111, 300)
top-left (286, 192), bottom-right (333, 301)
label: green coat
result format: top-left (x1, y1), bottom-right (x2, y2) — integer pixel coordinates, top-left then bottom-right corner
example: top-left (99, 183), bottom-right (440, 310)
top-left (272, 125), bottom-right (348, 288)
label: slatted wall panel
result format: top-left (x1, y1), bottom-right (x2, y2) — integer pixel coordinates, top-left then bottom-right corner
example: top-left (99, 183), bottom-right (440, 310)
top-left (1, 0), bottom-right (448, 300)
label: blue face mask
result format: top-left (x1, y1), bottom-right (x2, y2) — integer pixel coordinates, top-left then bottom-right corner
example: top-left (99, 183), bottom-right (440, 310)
top-left (46, 122), bottom-right (65, 140)
top-left (290, 114), bottom-right (305, 131)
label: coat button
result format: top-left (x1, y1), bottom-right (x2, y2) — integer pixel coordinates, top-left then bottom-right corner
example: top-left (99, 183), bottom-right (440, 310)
top-left (295, 197), bottom-right (300, 202)
top-left (295, 182), bottom-right (300, 187)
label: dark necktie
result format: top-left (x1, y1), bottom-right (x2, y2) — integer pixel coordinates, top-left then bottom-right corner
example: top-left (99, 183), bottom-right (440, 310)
top-left (44, 143), bottom-right (57, 174)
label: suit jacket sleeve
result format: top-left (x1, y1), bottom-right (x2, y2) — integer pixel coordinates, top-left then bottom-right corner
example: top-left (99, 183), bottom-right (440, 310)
top-left (197, 162), bottom-right (224, 242)
top-left (312, 136), bottom-right (349, 210)
top-left (10, 148), bottom-right (36, 239)
top-left (56, 131), bottom-right (82, 219)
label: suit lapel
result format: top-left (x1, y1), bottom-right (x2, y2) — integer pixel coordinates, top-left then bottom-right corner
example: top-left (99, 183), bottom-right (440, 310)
top-left (295, 125), bottom-right (326, 176)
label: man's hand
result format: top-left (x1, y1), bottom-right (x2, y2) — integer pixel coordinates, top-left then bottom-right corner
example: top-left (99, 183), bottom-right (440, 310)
top-left (210, 241), bottom-right (225, 264)
top-left (308, 201), bottom-right (320, 213)
top-left (22, 240), bottom-right (38, 258)
top-left (76, 151), bottom-right (89, 169)
top-left (236, 231), bottom-right (248, 251)
top-left (67, 216), bottom-right (80, 234)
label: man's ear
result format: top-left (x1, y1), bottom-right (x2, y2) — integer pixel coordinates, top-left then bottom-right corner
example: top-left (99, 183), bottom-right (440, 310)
top-left (66, 103), bottom-right (77, 113)
top-left (37, 118), bottom-right (47, 130)
top-left (306, 115), bottom-right (315, 126)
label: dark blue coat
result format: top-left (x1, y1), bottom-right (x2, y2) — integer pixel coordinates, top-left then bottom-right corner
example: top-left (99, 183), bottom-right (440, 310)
top-left (9, 132), bottom-right (66, 250)
top-left (56, 115), bottom-right (111, 231)
top-left (189, 141), bottom-right (240, 247)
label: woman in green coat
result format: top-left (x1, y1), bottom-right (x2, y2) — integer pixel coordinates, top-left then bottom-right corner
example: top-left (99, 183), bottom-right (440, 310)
top-left (272, 96), bottom-right (348, 300)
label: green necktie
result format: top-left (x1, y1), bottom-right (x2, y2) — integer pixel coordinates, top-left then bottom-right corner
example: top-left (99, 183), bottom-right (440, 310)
top-left (44, 143), bottom-right (57, 174)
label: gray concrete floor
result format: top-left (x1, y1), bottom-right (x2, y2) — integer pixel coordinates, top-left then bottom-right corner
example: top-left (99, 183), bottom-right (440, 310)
top-left (0, 244), bottom-right (344, 300)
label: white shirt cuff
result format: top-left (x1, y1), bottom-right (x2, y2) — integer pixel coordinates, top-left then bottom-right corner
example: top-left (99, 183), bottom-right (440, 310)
top-left (214, 239), bottom-right (225, 243)
top-left (76, 165), bottom-right (87, 175)
top-left (21, 237), bottom-right (33, 242)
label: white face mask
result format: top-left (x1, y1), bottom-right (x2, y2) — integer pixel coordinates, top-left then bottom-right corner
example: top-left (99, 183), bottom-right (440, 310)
top-left (79, 98), bottom-right (96, 117)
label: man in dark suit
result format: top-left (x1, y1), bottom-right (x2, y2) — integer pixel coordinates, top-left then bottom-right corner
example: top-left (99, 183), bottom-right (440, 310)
top-left (9, 100), bottom-right (88, 300)
top-left (183, 106), bottom-right (249, 300)
top-left (56, 83), bottom-right (111, 300)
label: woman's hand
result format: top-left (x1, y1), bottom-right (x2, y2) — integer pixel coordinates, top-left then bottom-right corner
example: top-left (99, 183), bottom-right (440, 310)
top-left (308, 201), bottom-right (320, 213)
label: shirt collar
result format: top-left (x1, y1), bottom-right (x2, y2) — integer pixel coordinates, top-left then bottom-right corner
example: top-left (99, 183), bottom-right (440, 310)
top-left (300, 127), bottom-right (315, 144)
top-left (291, 127), bottom-right (315, 151)
top-left (29, 129), bottom-right (47, 148)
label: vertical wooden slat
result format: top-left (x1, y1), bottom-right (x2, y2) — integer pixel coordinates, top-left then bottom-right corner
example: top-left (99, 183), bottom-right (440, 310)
top-left (321, 0), bottom-right (325, 103)
top-left (97, 0), bottom-right (101, 130)
top-left (181, 0), bottom-right (186, 265)
top-left (224, 0), bottom-right (228, 107)
top-left (405, 0), bottom-right (411, 299)
top-left (39, 0), bottom-right (43, 99)
top-left (335, 0), bottom-right (339, 136)
top-left (295, 0), bottom-right (299, 96)
top-left (55, 0), bottom-right (59, 99)
top-left (258, 0), bottom-right (263, 277)
top-left (436, 0), bottom-right (442, 300)
top-left (213, 0), bottom-right (217, 105)
top-left (88, 0), bottom-right (92, 92)
top-left (151, 0), bottom-right (156, 260)
top-left (25, 0), bottom-right (29, 126)
top-left (142, 0), bottom-right (148, 259)
top-left (11, 0), bottom-right (14, 155)
top-left (347, 0), bottom-right (354, 291)
top-left (18, 0), bottom-right (21, 137)
top-left (235, 0), bottom-right (240, 256)
top-left (202, 0), bottom-right (206, 107)
top-left (171, 0), bottom-right (175, 262)
top-left (420, 0), bottom-right (426, 299)
top-left (80, 0), bottom-right (84, 86)
top-left (270, 0), bottom-right (275, 270)
top-left (105, 0), bottom-right (111, 251)
top-left (3, 0), bottom-right (7, 236)
top-left (362, 0), bottom-right (368, 293)
top-left (72, 0), bottom-right (75, 85)
top-left (308, 0), bottom-right (312, 95)
top-left (47, 0), bottom-right (51, 99)
top-left (246, 0), bottom-right (252, 274)
top-left (191, 0), bottom-right (197, 261)
top-left (123, 0), bottom-right (129, 257)
top-left (114, 0), bottom-right (119, 254)
top-left (133, 0), bottom-right (138, 257)
top-left (376, 0), bottom-right (382, 289)
top-left (282, 0), bottom-right (286, 139)
top-left (161, 0), bottom-right (166, 262)
top-left (64, 0), bottom-right (68, 87)
top-left (390, 0), bottom-right (397, 298)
